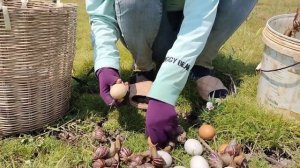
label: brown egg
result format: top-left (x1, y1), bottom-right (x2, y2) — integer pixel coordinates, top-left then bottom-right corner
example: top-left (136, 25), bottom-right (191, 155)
top-left (110, 83), bottom-right (128, 100)
top-left (218, 143), bottom-right (228, 154)
top-left (198, 124), bottom-right (216, 140)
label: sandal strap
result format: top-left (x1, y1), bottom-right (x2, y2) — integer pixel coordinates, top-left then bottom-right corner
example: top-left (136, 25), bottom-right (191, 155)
top-left (129, 81), bottom-right (153, 110)
top-left (129, 69), bottom-right (156, 84)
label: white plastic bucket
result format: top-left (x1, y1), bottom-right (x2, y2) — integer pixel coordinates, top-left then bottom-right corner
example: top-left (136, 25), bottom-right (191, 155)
top-left (257, 14), bottom-right (300, 121)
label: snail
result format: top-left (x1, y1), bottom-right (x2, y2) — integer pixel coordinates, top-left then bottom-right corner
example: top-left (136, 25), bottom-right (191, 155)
top-left (224, 139), bottom-right (241, 157)
top-left (93, 146), bottom-right (110, 160)
top-left (136, 163), bottom-right (155, 168)
top-left (157, 150), bottom-right (172, 168)
top-left (99, 153), bottom-right (119, 167)
top-left (115, 135), bottom-right (123, 151)
top-left (233, 154), bottom-right (247, 167)
top-left (108, 139), bottom-right (117, 158)
top-left (128, 154), bottom-right (147, 166)
top-left (218, 144), bottom-right (228, 154)
top-left (208, 152), bottom-right (223, 168)
top-left (219, 153), bottom-right (233, 167)
top-left (176, 125), bottom-right (187, 144)
top-left (92, 159), bottom-right (105, 168)
top-left (92, 126), bottom-right (107, 143)
top-left (149, 141), bottom-right (167, 168)
top-left (119, 147), bottom-right (133, 162)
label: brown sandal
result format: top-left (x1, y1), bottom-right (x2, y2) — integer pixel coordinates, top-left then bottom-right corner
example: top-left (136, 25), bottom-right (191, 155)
top-left (128, 70), bottom-right (156, 110)
top-left (129, 81), bottom-right (152, 109)
top-left (196, 75), bottom-right (228, 101)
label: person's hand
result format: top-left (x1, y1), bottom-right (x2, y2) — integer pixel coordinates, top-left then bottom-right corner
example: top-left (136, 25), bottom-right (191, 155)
top-left (146, 99), bottom-right (179, 148)
top-left (97, 67), bottom-right (125, 106)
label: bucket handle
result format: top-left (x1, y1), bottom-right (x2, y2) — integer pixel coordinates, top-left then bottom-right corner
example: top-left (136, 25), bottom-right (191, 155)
top-left (256, 61), bottom-right (300, 74)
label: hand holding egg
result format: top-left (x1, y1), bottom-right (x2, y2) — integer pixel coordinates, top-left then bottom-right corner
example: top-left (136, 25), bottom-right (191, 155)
top-left (110, 79), bottom-right (129, 102)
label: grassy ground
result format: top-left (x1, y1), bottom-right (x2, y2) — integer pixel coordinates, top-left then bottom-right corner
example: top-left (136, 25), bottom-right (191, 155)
top-left (1, 0), bottom-right (300, 167)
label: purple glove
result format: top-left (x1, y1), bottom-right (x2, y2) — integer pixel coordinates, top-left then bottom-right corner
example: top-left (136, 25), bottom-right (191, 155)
top-left (146, 99), bottom-right (179, 148)
top-left (97, 67), bottom-right (120, 106)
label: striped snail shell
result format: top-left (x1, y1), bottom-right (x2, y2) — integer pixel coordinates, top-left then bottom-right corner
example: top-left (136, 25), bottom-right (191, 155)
top-left (137, 163), bottom-right (155, 168)
top-left (151, 157), bottom-right (166, 168)
top-left (93, 128), bottom-right (107, 142)
top-left (224, 139), bottom-right (239, 156)
top-left (130, 155), bottom-right (145, 165)
top-left (93, 146), bottom-right (110, 160)
top-left (92, 159), bottom-right (105, 168)
top-left (104, 157), bottom-right (118, 167)
top-left (119, 147), bottom-right (133, 160)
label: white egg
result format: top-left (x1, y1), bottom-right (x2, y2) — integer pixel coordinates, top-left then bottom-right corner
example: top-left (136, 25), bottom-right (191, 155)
top-left (190, 156), bottom-right (209, 168)
top-left (173, 166), bottom-right (186, 168)
top-left (184, 139), bottom-right (203, 155)
top-left (157, 150), bottom-right (172, 168)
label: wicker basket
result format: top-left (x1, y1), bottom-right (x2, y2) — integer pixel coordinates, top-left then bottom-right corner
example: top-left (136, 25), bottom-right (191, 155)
top-left (0, 0), bottom-right (77, 136)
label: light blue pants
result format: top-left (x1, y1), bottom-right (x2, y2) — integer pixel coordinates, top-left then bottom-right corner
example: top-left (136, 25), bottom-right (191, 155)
top-left (115, 0), bottom-right (257, 71)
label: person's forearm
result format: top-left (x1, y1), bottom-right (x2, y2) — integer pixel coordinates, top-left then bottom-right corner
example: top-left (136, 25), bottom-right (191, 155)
top-left (86, 0), bottom-right (120, 72)
top-left (148, 0), bottom-right (219, 105)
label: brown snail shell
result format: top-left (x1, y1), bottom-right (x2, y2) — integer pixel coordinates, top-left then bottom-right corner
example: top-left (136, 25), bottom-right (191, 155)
top-left (151, 157), bottom-right (166, 168)
top-left (220, 153), bottom-right (234, 166)
top-left (92, 159), bottom-right (105, 168)
top-left (104, 157), bottom-right (118, 167)
top-left (92, 128), bottom-right (107, 142)
top-left (119, 147), bottom-right (133, 161)
top-left (224, 139), bottom-right (239, 156)
top-left (136, 163), bottom-right (155, 168)
top-left (208, 152), bottom-right (223, 168)
top-left (93, 146), bottom-right (110, 160)
top-left (128, 155), bottom-right (145, 165)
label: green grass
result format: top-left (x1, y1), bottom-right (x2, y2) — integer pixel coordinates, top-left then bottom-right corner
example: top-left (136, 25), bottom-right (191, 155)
top-left (1, 0), bottom-right (300, 167)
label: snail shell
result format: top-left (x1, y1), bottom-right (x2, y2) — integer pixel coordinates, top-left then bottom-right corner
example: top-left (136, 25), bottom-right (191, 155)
top-left (92, 159), bottom-right (105, 168)
top-left (225, 140), bottom-right (242, 157)
top-left (104, 157), bottom-right (118, 167)
top-left (220, 153), bottom-right (234, 166)
top-left (137, 163), bottom-right (155, 168)
top-left (93, 146), bottom-right (110, 160)
top-left (208, 152), bottom-right (223, 168)
top-left (151, 157), bottom-right (166, 168)
top-left (129, 155), bottom-right (146, 165)
top-left (119, 147), bottom-right (133, 161)
top-left (92, 128), bottom-right (107, 142)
